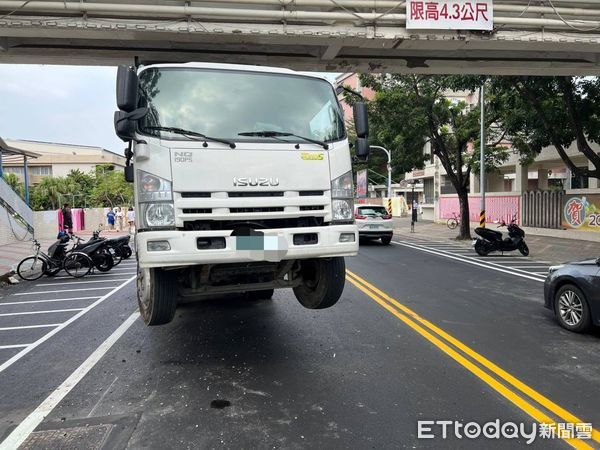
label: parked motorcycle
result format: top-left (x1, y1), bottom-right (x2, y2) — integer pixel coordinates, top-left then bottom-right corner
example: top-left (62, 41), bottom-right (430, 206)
top-left (86, 230), bottom-right (133, 265)
top-left (71, 234), bottom-right (114, 272)
top-left (473, 216), bottom-right (529, 256)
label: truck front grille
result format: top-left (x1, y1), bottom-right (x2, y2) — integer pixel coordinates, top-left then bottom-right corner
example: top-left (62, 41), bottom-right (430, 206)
top-left (228, 192), bottom-right (284, 198)
top-left (182, 216), bottom-right (325, 231)
top-left (183, 208), bottom-right (212, 214)
top-left (229, 207), bottom-right (285, 213)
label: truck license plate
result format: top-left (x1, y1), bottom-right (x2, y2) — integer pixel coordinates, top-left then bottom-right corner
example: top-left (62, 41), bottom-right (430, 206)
top-left (236, 235), bottom-right (280, 250)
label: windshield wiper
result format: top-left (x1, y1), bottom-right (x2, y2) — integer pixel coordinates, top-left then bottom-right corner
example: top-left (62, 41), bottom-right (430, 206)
top-left (238, 130), bottom-right (329, 149)
top-left (145, 126), bottom-right (236, 149)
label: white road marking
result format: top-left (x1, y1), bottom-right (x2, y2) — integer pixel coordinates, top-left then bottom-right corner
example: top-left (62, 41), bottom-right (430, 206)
top-left (0, 309), bottom-right (84, 317)
top-left (0, 344), bottom-right (31, 350)
top-left (0, 276), bottom-right (135, 374)
top-left (35, 279), bottom-right (131, 287)
top-left (52, 272), bottom-right (135, 279)
top-left (393, 241), bottom-right (546, 283)
top-left (0, 324), bottom-right (61, 331)
top-left (0, 297), bottom-right (99, 307)
top-left (15, 287), bottom-right (113, 296)
top-left (0, 311), bottom-right (140, 450)
top-left (507, 265), bottom-right (550, 268)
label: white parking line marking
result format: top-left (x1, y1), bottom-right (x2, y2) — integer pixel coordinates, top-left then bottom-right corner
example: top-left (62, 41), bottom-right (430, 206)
top-left (0, 297), bottom-right (99, 307)
top-left (0, 324), bottom-right (61, 331)
top-left (0, 311), bottom-right (140, 450)
top-left (35, 279), bottom-right (131, 287)
top-left (393, 241), bottom-right (546, 283)
top-left (0, 344), bottom-right (31, 350)
top-left (0, 276), bottom-right (135, 374)
top-left (15, 287), bottom-right (113, 296)
top-left (0, 309), bottom-right (84, 317)
top-left (52, 273), bottom-right (135, 279)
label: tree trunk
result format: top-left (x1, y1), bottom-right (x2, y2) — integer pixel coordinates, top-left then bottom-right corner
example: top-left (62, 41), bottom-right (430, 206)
top-left (457, 187), bottom-right (471, 240)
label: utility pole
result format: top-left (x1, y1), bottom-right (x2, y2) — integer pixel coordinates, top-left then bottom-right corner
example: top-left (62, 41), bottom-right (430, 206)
top-left (479, 85), bottom-right (486, 229)
top-left (369, 145), bottom-right (392, 198)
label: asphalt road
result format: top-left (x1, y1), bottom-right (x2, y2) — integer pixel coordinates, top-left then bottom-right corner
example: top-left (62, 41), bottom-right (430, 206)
top-left (0, 240), bottom-right (599, 449)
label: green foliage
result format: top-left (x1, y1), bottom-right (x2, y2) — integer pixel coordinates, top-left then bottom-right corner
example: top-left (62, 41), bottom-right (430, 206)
top-left (28, 168), bottom-right (133, 211)
top-left (89, 169), bottom-right (134, 207)
top-left (488, 76), bottom-right (600, 179)
top-left (2, 172), bottom-right (25, 197)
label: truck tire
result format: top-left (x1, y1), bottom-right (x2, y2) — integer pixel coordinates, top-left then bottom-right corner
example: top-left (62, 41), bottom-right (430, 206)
top-left (293, 257), bottom-right (345, 309)
top-left (246, 289), bottom-right (274, 301)
top-left (137, 266), bottom-right (177, 326)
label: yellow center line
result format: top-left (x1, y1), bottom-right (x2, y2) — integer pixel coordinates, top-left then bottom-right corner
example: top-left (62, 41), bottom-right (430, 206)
top-left (345, 272), bottom-right (597, 450)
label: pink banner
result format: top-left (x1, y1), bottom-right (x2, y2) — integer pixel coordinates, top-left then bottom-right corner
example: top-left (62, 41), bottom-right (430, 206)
top-left (439, 195), bottom-right (520, 224)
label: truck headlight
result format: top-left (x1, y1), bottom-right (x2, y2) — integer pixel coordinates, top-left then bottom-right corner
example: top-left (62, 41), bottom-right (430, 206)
top-left (144, 203), bottom-right (175, 228)
top-left (331, 171), bottom-right (354, 222)
top-left (332, 199), bottom-right (353, 221)
top-left (331, 171), bottom-right (353, 198)
top-left (138, 170), bottom-right (172, 202)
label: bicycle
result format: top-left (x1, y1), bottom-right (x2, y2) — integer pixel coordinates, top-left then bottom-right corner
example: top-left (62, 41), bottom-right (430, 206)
top-left (447, 212), bottom-right (460, 230)
top-left (17, 238), bottom-right (94, 281)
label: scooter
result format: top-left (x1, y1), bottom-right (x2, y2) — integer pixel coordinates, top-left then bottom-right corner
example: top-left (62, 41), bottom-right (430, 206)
top-left (473, 216), bottom-right (529, 256)
top-left (71, 235), bottom-right (115, 272)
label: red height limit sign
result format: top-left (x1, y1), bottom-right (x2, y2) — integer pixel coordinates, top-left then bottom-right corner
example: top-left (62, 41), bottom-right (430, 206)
top-left (406, 0), bottom-right (494, 30)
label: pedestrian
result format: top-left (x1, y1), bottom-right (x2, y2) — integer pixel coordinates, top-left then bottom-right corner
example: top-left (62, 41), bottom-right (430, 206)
top-left (61, 203), bottom-right (73, 235)
top-left (126, 207), bottom-right (136, 233)
top-left (412, 199), bottom-right (419, 223)
top-left (115, 206), bottom-right (124, 231)
top-left (106, 208), bottom-right (115, 231)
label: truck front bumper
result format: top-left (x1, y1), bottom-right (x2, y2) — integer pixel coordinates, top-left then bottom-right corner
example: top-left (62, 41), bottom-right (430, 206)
top-left (136, 225), bottom-right (358, 268)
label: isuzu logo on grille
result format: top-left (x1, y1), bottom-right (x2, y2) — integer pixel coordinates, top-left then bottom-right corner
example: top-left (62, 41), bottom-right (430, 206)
top-left (233, 177), bottom-right (280, 187)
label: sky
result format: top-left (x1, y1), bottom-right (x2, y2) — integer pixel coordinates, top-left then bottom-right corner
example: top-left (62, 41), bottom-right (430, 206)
top-left (0, 65), bottom-right (339, 156)
top-left (0, 65), bottom-right (125, 155)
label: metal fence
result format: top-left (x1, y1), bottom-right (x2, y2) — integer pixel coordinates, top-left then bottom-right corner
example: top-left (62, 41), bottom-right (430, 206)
top-left (522, 190), bottom-right (564, 229)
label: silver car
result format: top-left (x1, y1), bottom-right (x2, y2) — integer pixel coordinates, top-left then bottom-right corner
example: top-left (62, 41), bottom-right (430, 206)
top-left (354, 204), bottom-right (393, 245)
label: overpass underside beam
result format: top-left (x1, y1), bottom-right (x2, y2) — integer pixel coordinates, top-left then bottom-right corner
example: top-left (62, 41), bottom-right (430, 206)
top-left (1, 1), bottom-right (600, 74)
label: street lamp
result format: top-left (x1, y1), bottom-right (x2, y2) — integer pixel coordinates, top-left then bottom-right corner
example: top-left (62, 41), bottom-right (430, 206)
top-left (369, 145), bottom-right (392, 198)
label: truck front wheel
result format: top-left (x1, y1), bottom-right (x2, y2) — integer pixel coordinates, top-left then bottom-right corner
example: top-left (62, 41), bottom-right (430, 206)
top-left (137, 266), bottom-right (177, 326)
top-left (293, 257), bottom-right (345, 309)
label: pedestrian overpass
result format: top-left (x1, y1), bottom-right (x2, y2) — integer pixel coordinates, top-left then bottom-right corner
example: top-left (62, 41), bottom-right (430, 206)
top-left (1, 1), bottom-right (600, 74)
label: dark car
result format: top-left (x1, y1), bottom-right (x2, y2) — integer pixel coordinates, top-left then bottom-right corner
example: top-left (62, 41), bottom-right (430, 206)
top-left (544, 258), bottom-right (600, 333)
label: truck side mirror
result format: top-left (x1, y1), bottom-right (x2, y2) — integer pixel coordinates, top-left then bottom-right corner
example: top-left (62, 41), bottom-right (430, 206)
top-left (355, 137), bottom-right (369, 161)
top-left (114, 111), bottom-right (136, 142)
top-left (114, 108), bottom-right (148, 142)
top-left (353, 101), bottom-right (369, 138)
top-left (124, 165), bottom-right (134, 183)
top-left (116, 65), bottom-right (138, 112)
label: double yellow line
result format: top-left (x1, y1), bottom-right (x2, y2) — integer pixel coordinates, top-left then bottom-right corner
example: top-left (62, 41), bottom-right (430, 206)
top-left (346, 270), bottom-right (600, 450)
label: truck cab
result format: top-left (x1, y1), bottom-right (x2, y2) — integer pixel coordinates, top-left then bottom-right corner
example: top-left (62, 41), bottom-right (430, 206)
top-left (114, 63), bottom-right (369, 325)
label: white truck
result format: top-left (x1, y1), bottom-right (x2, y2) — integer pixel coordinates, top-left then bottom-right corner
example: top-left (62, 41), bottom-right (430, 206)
top-left (114, 63), bottom-right (370, 325)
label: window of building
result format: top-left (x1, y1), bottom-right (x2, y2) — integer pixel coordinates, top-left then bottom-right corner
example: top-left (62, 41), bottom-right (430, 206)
top-left (423, 178), bottom-right (435, 204)
top-left (3, 166), bottom-right (24, 175)
top-left (440, 175), bottom-right (457, 195)
top-left (571, 169), bottom-right (589, 189)
top-left (30, 166), bottom-right (52, 176)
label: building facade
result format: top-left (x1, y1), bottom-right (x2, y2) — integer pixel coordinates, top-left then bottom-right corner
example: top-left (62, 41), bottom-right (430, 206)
top-left (1, 140), bottom-right (125, 186)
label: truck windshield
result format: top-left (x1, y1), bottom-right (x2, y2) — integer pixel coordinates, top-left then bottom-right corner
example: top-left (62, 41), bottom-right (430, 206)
top-left (137, 67), bottom-right (345, 144)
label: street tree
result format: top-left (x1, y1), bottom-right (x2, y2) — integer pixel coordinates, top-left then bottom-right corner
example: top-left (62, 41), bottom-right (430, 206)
top-left (30, 176), bottom-right (78, 210)
top-left (488, 76), bottom-right (600, 182)
top-left (360, 74), bottom-right (508, 239)
top-left (2, 173), bottom-right (25, 197)
top-left (89, 167), bottom-right (133, 207)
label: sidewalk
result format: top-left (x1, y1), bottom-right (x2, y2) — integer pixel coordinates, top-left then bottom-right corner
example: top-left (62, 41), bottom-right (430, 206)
top-left (0, 230), bottom-right (131, 280)
top-left (393, 217), bottom-right (600, 263)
